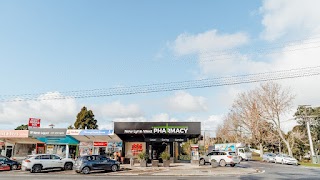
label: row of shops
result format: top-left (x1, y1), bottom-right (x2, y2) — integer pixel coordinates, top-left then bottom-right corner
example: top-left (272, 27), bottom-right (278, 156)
top-left (0, 122), bottom-right (201, 163)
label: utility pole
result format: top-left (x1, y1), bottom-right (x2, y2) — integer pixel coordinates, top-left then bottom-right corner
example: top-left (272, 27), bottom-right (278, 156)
top-left (300, 105), bottom-right (315, 157)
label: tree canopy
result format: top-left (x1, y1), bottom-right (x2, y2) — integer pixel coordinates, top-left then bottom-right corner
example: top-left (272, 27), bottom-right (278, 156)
top-left (15, 124), bottom-right (28, 130)
top-left (74, 106), bottom-right (98, 129)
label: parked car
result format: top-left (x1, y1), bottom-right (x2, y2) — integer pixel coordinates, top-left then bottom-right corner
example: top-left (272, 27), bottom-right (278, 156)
top-left (262, 153), bottom-right (276, 163)
top-left (199, 151), bottom-right (240, 167)
top-left (74, 155), bottom-right (120, 174)
top-left (274, 154), bottom-right (298, 165)
top-left (0, 155), bottom-right (21, 170)
top-left (21, 154), bottom-right (75, 173)
top-left (0, 162), bottom-right (10, 171)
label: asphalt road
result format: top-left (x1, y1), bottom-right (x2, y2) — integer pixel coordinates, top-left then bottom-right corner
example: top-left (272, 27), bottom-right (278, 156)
top-left (239, 161), bottom-right (320, 180)
top-left (0, 161), bottom-right (319, 180)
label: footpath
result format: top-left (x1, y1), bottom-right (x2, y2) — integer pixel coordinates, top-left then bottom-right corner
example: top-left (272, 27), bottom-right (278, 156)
top-left (106, 163), bottom-right (261, 176)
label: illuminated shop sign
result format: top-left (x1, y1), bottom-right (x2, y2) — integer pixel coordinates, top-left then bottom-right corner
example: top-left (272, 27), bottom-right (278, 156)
top-left (115, 122), bottom-right (200, 135)
top-left (152, 124), bottom-right (188, 134)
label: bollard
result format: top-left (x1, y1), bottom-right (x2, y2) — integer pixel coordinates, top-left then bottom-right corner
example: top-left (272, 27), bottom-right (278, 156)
top-left (130, 157), bottom-right (134, 167)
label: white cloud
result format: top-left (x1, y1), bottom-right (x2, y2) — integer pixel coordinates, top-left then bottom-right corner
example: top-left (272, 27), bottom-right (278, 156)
top-left (172, 30), bottom-right (249, 56)
top-left (150, 113), bottom-right (179, 122)
top-left (187, 115), bottom-right (223, 137)
top-left (260, 0), bottom-right (320, 41)
top-left (167, 91), bottom-right (208, 112)
top-left (170, 29), bottom-right (270, 76)
top-left (93, 101), bottom-right (143, 118)
top-left (0, 92), bottom-right (78, 129)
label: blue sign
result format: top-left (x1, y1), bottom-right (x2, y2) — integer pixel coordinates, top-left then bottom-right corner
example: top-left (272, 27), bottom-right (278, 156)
top-left (79, 130), bottom-right (114, 135)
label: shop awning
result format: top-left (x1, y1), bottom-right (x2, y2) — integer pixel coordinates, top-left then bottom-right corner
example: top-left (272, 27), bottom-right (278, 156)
top-left (37, 135), bottom-right (79, 145)
top-left (2, 138), bottom-right (43, 144)
top-left (66, 129), bottom-right (122, 142)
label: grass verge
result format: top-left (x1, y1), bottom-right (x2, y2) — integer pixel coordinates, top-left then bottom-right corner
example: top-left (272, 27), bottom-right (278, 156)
top-left (299, 161), bottom-right (320, 168)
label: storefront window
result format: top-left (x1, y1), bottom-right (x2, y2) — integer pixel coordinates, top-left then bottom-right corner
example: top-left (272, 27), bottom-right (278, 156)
top-left (125, 142), bottom-right (146, 158)
top-left (79, 142), bottom-right (93, 156)
top-left (46, 145), bottom-right (66, 157)
top-left (13, 144), bottom-right (36, 157)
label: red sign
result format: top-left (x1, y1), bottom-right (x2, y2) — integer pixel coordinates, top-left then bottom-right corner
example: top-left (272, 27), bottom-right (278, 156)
top-left (131, 143), bottom-right (143, 156)
top-left (28, 118), bottom-right (41, 128)
top-left (93, 142), bottom-right (108, 147)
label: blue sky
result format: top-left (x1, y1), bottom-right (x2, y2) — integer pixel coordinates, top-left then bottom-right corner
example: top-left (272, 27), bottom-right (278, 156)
top-left (1, 0), bottom-right (320, 133)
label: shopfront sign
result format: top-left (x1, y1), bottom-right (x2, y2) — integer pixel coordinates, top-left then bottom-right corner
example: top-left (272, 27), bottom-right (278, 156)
top-left (93, 142), bottom-right (108, 147)
top-left (66, 129), bottom-right (114, 135)
top-left (0, 130), bottom-right (28, 138)
top-left (145, 137), bottom-right (187, 142)
top-left (28, 118), bottom-right (41, 128)
top-left (29, 128), bottom-right (67, 138)
top-left (114, 122), bottom-right (200, 135)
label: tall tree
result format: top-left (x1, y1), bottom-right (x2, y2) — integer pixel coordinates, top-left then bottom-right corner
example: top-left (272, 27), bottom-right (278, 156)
top-left (257, 82), bottom-right (295, 156)
top-left (15, 124), bottom-right (28, 130)
top-left (74, 106), bottom-right (98, 129)
top-left (231, 89), bottom-right (277, 157)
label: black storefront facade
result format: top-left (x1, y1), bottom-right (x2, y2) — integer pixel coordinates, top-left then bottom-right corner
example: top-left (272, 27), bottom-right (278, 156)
top-left (114, 122), bottom-right (201, 163)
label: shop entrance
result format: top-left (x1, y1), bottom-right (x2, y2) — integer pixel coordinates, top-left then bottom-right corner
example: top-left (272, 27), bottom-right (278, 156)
top-left (69, 145), bottom-right (77, 159)
top-left (6, 146), bottom-right (12, 158)
top-left (148, 142), bottom-right (172, 163)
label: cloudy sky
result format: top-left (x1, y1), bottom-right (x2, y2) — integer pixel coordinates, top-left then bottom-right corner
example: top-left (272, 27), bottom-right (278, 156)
top-left (1, 0), bottom-right (320, 134)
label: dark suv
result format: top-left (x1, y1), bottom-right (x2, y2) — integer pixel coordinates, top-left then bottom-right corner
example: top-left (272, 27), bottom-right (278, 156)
top-left (0, 155), bottom-right (21, 170)
top-left (74, 155), bottom-right (120, 174)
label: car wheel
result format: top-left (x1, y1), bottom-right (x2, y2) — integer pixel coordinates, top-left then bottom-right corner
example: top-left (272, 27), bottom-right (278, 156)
top-left (239, 156), bottom-right (243, 161)
top-left (31, 165), bottom-right (42, 173)
top-left (11, 164), bottom-right (18, 170)
top-left (82, 167), bottom-right (90, 174)
top-left (230, 164), bottom-right (236, 167)
top-left (111, 165), bottom-right (118, 172)
top-left (64, 162), bottom-right (73, 170)
top-left (219, 159), bottom-right (226, 167)
top-left (199, 159), bottom-right (205, 165)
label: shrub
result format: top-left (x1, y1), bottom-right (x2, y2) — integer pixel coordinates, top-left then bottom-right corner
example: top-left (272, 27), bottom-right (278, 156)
top-left (138, 152), bottom-right (148, 160)
top-left (160, 151), bottom-right (170, 160)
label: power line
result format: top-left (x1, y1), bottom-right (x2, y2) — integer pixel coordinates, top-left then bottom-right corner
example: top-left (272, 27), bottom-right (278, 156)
top-left (1, 66), bottom-right (320, 102)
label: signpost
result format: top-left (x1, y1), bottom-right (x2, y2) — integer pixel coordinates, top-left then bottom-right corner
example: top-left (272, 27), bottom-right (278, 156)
top-left (28, 118), bottom-right (41, 128)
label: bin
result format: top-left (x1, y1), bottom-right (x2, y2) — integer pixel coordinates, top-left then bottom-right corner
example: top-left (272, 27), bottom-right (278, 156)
top-left (312, 155), bottom-right (318, 164)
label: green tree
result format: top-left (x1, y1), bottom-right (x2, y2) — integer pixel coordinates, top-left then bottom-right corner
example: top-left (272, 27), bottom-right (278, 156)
top-left (294, 106), bottom-right (320, 155)
top-left (15, 124), bottom-right (28, 130)
top-left (74, 106), bottom-right (98, 129)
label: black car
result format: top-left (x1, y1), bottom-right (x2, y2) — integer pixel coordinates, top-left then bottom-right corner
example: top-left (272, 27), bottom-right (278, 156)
top-left (0, 156), bottom-right (21, 170)
top-left (74, 155), bottom-right (120, 174)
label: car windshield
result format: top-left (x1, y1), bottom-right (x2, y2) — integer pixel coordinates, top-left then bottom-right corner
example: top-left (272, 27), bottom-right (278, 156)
top-left (244, 147), bottom-right (250, 153)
